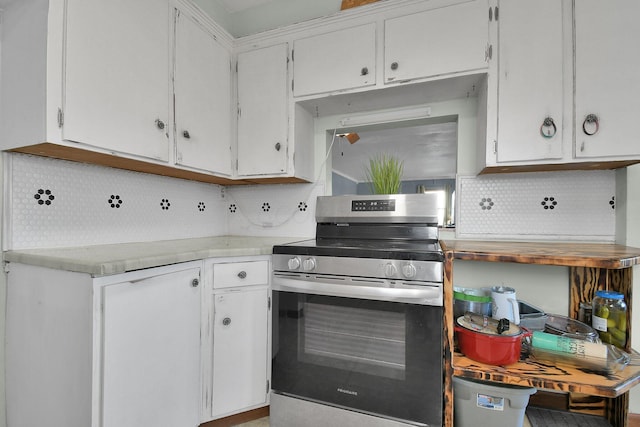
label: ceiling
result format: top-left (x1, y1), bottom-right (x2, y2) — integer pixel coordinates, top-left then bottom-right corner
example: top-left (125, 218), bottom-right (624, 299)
top-left (193, 0), bottom-right (344, 37)
top-left (332, 121), bottom-right (458, 183)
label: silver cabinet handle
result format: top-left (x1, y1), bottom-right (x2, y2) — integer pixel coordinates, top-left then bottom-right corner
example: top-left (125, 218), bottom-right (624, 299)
top-left (540, 117), bottom-right (557, 138)
top-left (582, 114), bottom-right (600, 136)
top-left (222, 317), bottom-right (231, 326)
top-left (183, 130), bottom-right (191, 139)
top-left (275, 142), bottom-right (281, 151)
top-left (237, 271), bottom-right (247, 279)
top-left (361, 67), bottom-right (369, 76)
top-left (390, 62), bottom-right (399, 71)
top-left (155, 119), bottom-right (165, 130)
top-left (191, 278), bottom-right (199, 287)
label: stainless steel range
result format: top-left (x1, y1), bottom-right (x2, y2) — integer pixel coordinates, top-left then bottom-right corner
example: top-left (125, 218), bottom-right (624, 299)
top-left (270, 193), bottom-right (444, 427)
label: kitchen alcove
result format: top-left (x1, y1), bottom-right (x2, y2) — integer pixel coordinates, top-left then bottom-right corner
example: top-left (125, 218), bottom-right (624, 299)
top-left (329, 116), bottom-right (457, 226)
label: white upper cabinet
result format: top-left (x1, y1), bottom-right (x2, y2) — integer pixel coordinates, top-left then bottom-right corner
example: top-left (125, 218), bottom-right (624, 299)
top-left (237, 44), bottom-right (290, 177)
top-left (63, 0), bottom-right (171, 161)
top-left (293, 23), bottom-right (376, 97)
top-left (174, 10), bottom-right (232, 175)
top-left (574, 0), bottom-right (640, 160)
top-left (490, 0), bottom-right (565, 164)
top-left (479, 0), bottom-right (640, 172)
top-left (384, 0), bottom-right (489, 84)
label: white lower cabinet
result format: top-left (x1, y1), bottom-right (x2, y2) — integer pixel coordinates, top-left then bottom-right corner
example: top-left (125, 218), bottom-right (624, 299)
top-left (203, 257), bottom-right (271, 421)
top-left (6, 261), bottom-right (202, 427)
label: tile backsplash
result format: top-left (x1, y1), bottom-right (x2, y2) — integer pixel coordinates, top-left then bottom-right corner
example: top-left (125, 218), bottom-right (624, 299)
top-left (5, 154), bottom-right (228, 249)
top-left (456, 170), bottom-right (616, 241)
top-left (225, 181), bottom-right (322, 239)
top-left (4, 154), bottom-right (617, 250)
top-left (4, 154), bottom-right (318, 250)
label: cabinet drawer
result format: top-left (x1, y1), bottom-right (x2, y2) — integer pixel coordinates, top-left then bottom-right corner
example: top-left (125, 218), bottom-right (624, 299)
top-left (212, 261), bottom-right (269, 289)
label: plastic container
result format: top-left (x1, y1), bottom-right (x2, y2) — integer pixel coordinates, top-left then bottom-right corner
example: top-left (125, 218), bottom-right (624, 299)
top-left (454, 287), bottom-right (492, 319)
top-left (592, 290), bottom-right (627, 349)
top-left (518, 300), bottom-right (547, 331)
top-left (453, 377), bottom-right (536, 427)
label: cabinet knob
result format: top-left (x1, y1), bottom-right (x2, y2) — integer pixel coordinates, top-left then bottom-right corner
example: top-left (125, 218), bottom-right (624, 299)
top-left (222, 317), bottom-right (231, 326)
top-left (155, 119), bottom-right (165, 130)
top-left (275, 142), bottom-right (281, 151)
top-left (361, 67), bottom-right (369, 76)
top-left (582, 114), bottom-right (600, 136)
top-left (390, 62), bottom-right (399, 71)
top-left (237, 270), bottom-right (247, 279)
top-left (540, 117), bottom-right (557, 138)
top-left (182, 130), bottom-right (191, 139)
top-left (191, 278), bottom-right (199, 287)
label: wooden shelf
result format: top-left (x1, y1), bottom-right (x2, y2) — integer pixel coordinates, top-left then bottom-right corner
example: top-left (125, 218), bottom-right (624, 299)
top-left (441, 240), bottom-right (640, 427)
top-left (453, 352), bottom-right (640, 398)
top-left (441, 240), bottom-right (640, 269)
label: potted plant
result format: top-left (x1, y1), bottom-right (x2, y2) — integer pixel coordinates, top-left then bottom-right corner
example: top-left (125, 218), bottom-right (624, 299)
top-left (365, 154), bottom-right (404, 194)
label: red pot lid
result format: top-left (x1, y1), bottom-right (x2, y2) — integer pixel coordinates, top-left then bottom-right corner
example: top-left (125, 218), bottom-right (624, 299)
top-left (456, 315), bottom-right (522, 337)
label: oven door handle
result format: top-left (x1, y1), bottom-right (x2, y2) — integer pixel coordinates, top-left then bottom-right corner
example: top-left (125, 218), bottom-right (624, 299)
top-left (272, 276), bottom-right (442, 306)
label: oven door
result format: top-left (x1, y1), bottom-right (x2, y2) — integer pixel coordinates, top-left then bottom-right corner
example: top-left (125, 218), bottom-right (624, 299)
top-left (271, 275), bottom-right (443, 426)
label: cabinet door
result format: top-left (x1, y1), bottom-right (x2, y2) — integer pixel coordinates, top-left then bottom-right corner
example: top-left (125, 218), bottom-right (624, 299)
top-left (63, 0), bottom-right (170, 161)
top-left (237, 44), bottom-right (289, 176)
top-left (574, 0), bottom-right (640, 159)
top-left (293, 23), bottom-right (376, 97)
top-left (102, 267), bottom-right (201, 427)
top-left (212, 288), bottom-right (269, 418)
top-left (384, 0), bottom-right (488, 84)
top-left (174, 11), bottom-right (232, 175)
top-left (494, 0), bottom-right (564, 162)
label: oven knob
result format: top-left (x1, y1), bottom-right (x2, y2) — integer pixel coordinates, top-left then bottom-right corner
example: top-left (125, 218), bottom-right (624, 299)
top-left (384, 263), bottom-right (397, 277)
top-left (402, 263), bottom-right (417, 278)
top-left (287, 257), bottom-right (301, 270)
top-left (302, 257), bottom-right (316, 271)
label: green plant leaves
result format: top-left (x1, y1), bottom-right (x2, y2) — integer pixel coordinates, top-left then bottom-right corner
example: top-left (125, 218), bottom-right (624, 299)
top-left (365, 154), bottom-right (404, 194)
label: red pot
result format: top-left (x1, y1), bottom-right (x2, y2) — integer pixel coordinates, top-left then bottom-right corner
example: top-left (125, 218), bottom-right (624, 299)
top-left (455, 318), bottom-right (531, 365)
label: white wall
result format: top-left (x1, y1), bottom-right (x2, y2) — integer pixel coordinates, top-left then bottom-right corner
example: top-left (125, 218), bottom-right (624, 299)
top-left (620, 164), bottom-right (640, 412)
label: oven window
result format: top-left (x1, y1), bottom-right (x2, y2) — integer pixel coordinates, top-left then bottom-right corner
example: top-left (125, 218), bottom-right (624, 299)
top-left (302, 302), bottom-right (405, 380)
top-left (272, 290), bottom-right (443, 426)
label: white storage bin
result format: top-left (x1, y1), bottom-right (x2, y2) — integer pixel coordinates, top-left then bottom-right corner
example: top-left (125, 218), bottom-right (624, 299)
top-left (453, 377), bottom-right (536, 427)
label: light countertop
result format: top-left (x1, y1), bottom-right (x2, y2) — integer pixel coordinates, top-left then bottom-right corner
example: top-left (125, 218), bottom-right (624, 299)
top-left (3, 236), bottom-right (305, 276)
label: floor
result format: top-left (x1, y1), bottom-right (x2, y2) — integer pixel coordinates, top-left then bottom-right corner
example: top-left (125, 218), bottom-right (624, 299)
top-left (233, 417), bottom-right (269, 427)
top-left (234, 415), bottom-right (533, 426)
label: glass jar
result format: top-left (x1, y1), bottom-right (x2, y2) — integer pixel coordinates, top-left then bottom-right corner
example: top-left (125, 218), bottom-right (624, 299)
top-left (592, 290), bottom-right (627, 349)
top-left (578, 301), bottom-right (592, 326)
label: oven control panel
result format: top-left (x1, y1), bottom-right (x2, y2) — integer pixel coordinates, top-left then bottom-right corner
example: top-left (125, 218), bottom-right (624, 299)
top-left (274, 255), bottom-right (442, 283)
top-left (351, 199), bottom-right (395, 212)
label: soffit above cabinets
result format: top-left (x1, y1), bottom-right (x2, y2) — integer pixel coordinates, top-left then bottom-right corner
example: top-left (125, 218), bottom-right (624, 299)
top-left (299, 73), bottom-right (484, 118)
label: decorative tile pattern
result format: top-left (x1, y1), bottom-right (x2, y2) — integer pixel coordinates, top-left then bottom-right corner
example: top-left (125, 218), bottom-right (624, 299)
top-left (457, 171), bottom-right (616, 241)
top-left (7, 154), bottom-right (227, 249)
top-left (225, 182), bottom-right (322, 238)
